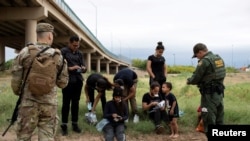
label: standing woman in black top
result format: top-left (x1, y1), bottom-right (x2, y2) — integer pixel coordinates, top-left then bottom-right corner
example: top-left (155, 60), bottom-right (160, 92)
top-left (60, 35), bottom-right (87, 135)
top-left (146, 41), bottom-right (167, 88)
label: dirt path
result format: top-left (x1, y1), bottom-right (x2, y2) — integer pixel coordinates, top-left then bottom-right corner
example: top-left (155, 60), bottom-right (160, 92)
top-left (0, 130), bottom-right (207, 141)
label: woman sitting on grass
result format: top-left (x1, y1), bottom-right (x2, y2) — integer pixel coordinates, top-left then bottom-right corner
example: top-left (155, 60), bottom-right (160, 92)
top-left (103, 87), bottom-right (129, 141)
top-left (142, 81), bottom-right (168, 134)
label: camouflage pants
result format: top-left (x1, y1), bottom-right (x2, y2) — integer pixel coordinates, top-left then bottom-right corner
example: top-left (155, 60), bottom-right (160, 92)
top-left (16, 100), bottom-right (58, 141)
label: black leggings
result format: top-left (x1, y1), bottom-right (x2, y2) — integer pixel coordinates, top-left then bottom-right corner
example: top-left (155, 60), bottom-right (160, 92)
top-left (149, 109), bottom-right (169, 126)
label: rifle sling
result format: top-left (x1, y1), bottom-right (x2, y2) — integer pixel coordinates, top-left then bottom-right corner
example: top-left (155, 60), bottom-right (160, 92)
top-left (1, 47), bottom-right (50, 137)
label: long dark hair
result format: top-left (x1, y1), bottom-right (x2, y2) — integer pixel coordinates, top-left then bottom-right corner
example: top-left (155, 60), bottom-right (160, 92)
top-left (102, 76), bottom-right (113, 90)
top-left (96, 76), bottom-right (113, 90)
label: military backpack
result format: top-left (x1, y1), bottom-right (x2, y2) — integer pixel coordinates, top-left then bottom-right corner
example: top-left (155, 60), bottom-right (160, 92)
top-left (27, 45), bottom-right (61, 96)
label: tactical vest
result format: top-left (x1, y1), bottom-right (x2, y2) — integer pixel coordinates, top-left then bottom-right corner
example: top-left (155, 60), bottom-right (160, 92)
top-left (203, 54), bottom-right (226, 81)
top-left (27, 45), bottom-right (61, 96)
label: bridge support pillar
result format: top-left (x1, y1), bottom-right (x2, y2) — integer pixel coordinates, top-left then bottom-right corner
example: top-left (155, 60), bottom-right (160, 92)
top-left (115, 65), bottom-right (119, 73)
top-left (106, 62), bottom-right (110, 74)
top-left (25, 20), bottom-right (37, 46)
top-left (96, 59), bottom-right (101, 73)
top-left (0, 44), bottom-right (5, 71)
top-left (86, 53), bottom-right (91, 72)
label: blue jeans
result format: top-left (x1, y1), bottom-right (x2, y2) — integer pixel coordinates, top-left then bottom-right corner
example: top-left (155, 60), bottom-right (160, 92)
top-left (103, 123), bottom-right (125, 141)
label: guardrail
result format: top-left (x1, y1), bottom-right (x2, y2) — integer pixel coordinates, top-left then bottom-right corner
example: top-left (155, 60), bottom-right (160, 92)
top-left (54, 0), bottom-right (131, 64)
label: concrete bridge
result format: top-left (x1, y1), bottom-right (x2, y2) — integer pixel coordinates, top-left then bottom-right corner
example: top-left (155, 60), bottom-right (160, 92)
top-left (0, 0), bottom-right (131, 74)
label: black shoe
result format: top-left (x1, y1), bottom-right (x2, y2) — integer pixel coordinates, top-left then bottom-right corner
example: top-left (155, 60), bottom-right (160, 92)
top-left (72, 124), bottom-right (82, 133)
top-left (61, 125), bottom-right (68, 136)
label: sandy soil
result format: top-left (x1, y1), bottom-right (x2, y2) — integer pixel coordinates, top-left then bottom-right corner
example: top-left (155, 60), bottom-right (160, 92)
top-left (0, 130), bottom-right (207, 141)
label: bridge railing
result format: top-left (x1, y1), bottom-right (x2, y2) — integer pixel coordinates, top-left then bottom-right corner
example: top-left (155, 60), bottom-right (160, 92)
top-left (54, 0), bottom-right (131, 64)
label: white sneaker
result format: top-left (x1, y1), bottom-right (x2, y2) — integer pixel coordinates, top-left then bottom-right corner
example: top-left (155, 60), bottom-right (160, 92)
top-left (133, 114), bottom-right (139, 123)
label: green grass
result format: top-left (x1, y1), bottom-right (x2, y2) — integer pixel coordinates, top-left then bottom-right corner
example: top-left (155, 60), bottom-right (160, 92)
top-left (1, 72), bottom-right (250, 136)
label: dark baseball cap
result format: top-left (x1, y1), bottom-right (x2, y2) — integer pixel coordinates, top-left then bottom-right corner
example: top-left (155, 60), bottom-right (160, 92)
top-left (36, 23), bottom-right (54, 33)
top-left (192, 43), bottom-right (207, 58)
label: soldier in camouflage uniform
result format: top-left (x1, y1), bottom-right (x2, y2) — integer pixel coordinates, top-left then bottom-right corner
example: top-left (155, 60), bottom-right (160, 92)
top-left (187, 43), bottom-right (226, 136)
top-left (11, 23), bottom-right (69, 141)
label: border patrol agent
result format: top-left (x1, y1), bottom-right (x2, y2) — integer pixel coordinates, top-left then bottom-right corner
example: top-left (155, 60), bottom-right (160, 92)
top-left (186, 43), bottom-right (226, 137)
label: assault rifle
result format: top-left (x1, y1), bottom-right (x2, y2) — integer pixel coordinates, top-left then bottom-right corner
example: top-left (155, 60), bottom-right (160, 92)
top-left (2, 47), bottom-right (49, 137)
top-left (2, 98), bottom-right (21, 136)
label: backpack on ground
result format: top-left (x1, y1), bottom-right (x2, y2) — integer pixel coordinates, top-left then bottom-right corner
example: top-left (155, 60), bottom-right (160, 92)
top-left (27, 46), bottom-right (61, 96)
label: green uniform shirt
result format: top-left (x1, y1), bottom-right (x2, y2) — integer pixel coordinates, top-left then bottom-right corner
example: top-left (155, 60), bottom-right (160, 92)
top-left (187, 51), bottom-right (225, 86)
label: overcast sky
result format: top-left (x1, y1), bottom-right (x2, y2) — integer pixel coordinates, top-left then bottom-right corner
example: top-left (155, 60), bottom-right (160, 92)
top-left (63, 0), bottom-right (250, 67)
top-left (6, 0), bottom-right (250, 68)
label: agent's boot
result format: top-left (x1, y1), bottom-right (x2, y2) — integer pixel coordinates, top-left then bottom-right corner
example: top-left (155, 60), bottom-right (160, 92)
top-left (61, 124), bottom-right (68, 136)
top-left (72, 123), bottom-right (82, 133)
